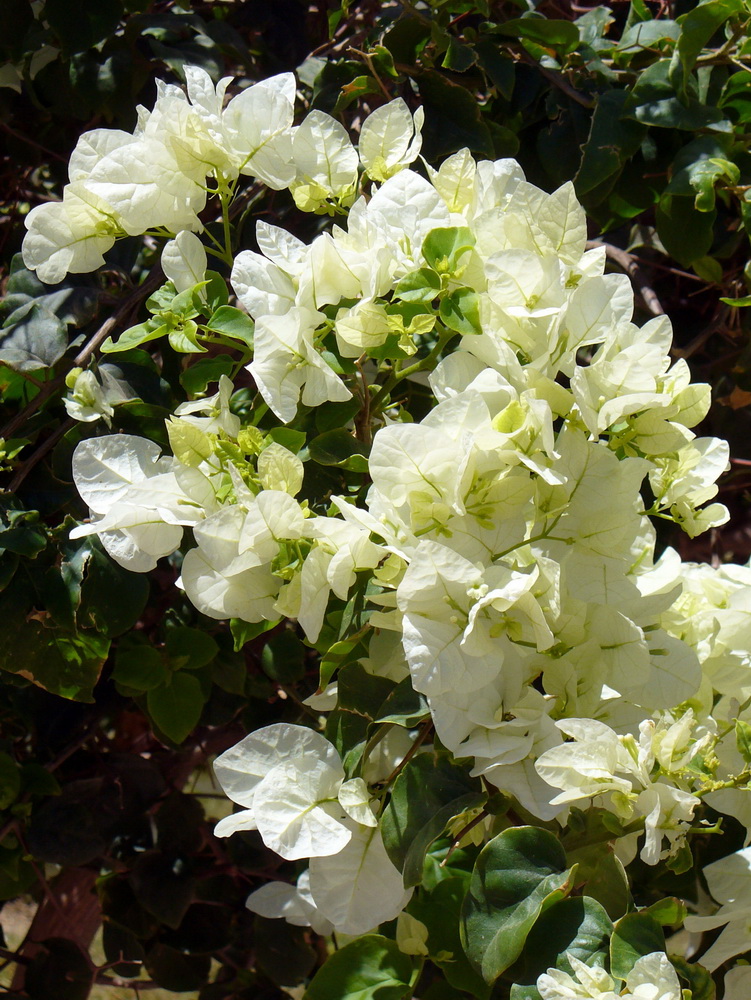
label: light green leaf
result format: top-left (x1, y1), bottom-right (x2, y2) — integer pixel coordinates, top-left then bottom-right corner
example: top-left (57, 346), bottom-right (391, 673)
top-left (205, 305), bottom-right (255, 347)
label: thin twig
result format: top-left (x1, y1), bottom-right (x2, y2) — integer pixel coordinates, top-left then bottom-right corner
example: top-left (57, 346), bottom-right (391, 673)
top-left (8, 417), bottom-right (74, 493)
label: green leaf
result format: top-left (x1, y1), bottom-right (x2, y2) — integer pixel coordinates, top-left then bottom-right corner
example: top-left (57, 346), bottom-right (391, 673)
top-left (25, 938), bottom-right (92, 1000)
top-left (147, 672), bottom-right (205, 743)
top-left (656, 194), bottom-right (716, 266)
top-left (669, 0), bottom-right (743, 100)
top-left (304, 934), bottom-right (414, 1000)
top-left (609, 911), bottom-right (665, 980)
top-left (575, 90), bottom-right (647, 198)
top-left (491, 17), bottom-right (580, 56)
top-left (78, 539), bottom-right (149, 637)
top-left (374, 677), bottom-right (430, 728)
top-left (474, 37), bottom-right (515, 99)
top-left (381, 752), bottom-right (485, 887)
top-left (260, 628), bottom-right (307, 683)
top-left (180, 355), bottom-right (235, 395)
top-left (230, 617), bottom-right (277, 651)
top-left (736, 718), bottom-right (751, 762)
top-left (130, 850), bottom-right (196, 929)
top-left (643, 897), bottom-right (688, 926)
top-left (254, 915), bottom-right (316, 987)
top-left (623, 59), bottom-right (729, 130)
top-left (205, 305), bottom-right (254, 347)
top-left (461, 826), bottom-right (575, 984)
top-left (338, 662), bottom-right (395, 718)
top-left (319, 635), bottom-right (365, 689)
top-left (101, 319), bottom-right (167, 354)
top-left (507, 896), bottom-right (613, 984)
top-left (0, 502), bottom-right (46, 557)
top-left (440, 288), bottom-right (482, 336)
top-left (410, 878), bottom-right (491, 999)
top-left (145, 943), bottom-right (210, 992)
top-left (0, 578), bottom-right (108, 700)
top-left (670, 956), bottom-right (716, 1000)
top-left (113, 645), bottom-right (167, 692)
top-left (720, 294), bottom-right (751, 306)
top-left (422, 227), bottom-right (475, 274)
top-left (0, 301), bottom-right (68, 371)
top-left (168, 319), bottom-right (207, 353)
top-left (414, 70), bottom-right (495, 160)
top-left (393, 268), bottom-right (442, 304)
top-left (309, 428), bottom-right (370, 470)
top-left (693, 256), bottom-right (723, 283)
top-left (0, 753), bottom-right (21, 810)
top-left (566, 842), bottom-right (630, 919)
top-left (165, 626), bottom-right (219, 670)
top-left (45, 0), bottom-right (122, 53)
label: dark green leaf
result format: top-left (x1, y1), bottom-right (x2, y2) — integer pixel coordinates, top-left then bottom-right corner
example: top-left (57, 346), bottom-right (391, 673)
top-left (575, 90), bottom-right (647, 198)
top-left (0, 579), bottom-right (108, 701)
top-left (656, 194), bottom-right (716, 266)
top-left (130, 850), bottom-right (196, 929)
top-left (25, 939), bottom-right (91, 1000)
top-left (147, 672), bottom-right (205, 743)
top-left (45, 0), bottom-right (122, 52)
top-left (102, 923), bottom-right (146, 979)
top-left (609, 911), bottom-right (665, 980)
top-left (230, 617), bottom-right (277, 651)
top-left (415, 70), bottom-right (495, 160)
top-left (492, 17), bottom-right (580, 56)
top-left (113, 646), bottom-right (167, 691)
top-left (507, 896), bottom-right (613, 984)
top-left (410, 878), bottom-right (491, 998)
top-left (475, 38), bottom-right (515, 99)
top-left (338, 662), bottom-right (395, 718)
top-left (166, 626), bottom-right (219, 670)
top-left (309, 428), bottom-right (369, 469)
top-left (145, 943), bottom-right (210, 992)
top-left (261, 628), bottom-right (307, 683)
top-left (670, 0), bottom-right (743, 99)
top-left (304, 934), bottom-right (413, 1000)
top-left (0, 753), bottom-right (21, 810)
top-left (255, 916), bottom-right (316, 987)
top-left (181, 355), bottom-right (235, 395)
top-left (0, 302), bottom-right (67, 371)
top-left (79, 539), bottom-right (149, 637)
top-left (156, 793), bottom-right (204, 854)
top-left (381, 752), bottom-right (484, 887)
top-left (461, 826), bottom-right (574, 983)
top-left (623, 59), bottom-right (729, 130)
top-left (566, 842), bottom-right (630, 920)
top-left (374, 677), bottom-right (430, 728)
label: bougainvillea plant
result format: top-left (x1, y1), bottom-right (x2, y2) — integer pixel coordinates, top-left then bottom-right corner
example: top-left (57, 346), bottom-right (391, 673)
top-left (16, 59), bottom-right (751, 1000)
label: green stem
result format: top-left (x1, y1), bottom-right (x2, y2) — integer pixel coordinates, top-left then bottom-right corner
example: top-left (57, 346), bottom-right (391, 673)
top-left (370, 326), bottom-right (456, 415)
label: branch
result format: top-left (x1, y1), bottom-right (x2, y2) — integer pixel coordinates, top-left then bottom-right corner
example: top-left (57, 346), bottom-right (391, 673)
top-left (586, 240), bottom-right (665, 317)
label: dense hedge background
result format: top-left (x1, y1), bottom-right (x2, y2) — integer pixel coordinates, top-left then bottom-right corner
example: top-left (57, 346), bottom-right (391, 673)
top-left (2, 0), bottom-right (751, 996)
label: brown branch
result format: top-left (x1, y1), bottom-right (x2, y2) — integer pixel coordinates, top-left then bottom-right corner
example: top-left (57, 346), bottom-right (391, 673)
top-left (586, 240), bottom-right (665, 316)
